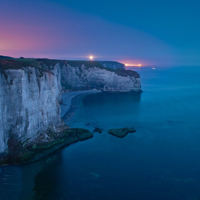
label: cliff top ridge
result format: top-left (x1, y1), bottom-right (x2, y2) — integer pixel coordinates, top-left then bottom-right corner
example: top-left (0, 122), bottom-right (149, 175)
top-left (0, 56), bottom-right (140, 78)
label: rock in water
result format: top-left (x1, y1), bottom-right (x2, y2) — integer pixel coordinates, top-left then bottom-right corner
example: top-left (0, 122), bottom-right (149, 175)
top-left (93, 127), bottom-right (103, 133)
top-left (108, 128), bottom-right (136, 138)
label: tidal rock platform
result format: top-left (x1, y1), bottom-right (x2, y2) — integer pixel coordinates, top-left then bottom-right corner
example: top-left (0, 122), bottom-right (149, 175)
top-left (0, 128), bottom-right (93, 166)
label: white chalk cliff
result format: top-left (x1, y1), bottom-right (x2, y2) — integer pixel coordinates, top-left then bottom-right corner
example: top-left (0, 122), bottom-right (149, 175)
top-left (0, 59), bottom-right (141, 156)
top-left (61, 64), bottom-right (140, 92)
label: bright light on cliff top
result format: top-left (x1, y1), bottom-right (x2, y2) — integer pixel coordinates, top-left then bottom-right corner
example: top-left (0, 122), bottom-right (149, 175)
top-left (89, 56), bottom-right (94, 60)
top-left (125, 63), bottom-right (142, 67)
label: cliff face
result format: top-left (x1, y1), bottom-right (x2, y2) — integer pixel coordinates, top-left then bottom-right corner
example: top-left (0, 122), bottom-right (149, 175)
top-left (0, 64), bottom-right (63, 156)
top-left (61, 64), bottom-right (141, 92)
top-left (0, 58), bottom-right (141, 157)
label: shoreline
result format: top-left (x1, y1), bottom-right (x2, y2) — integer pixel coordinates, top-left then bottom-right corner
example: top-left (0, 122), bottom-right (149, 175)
top-left (60, 90), bottom-right (102, 118)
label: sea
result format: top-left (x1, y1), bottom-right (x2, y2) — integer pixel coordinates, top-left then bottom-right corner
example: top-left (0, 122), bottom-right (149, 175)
top-left (1, 66), bottom-right (200, 200)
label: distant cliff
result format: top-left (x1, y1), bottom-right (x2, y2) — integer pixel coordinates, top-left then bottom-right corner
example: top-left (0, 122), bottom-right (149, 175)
top-left (97, 61), bottom-right (125, 69)
top-left (0, 57), bottom-right (141, 157)
top-left (61, 61), bottom-right (140, 92)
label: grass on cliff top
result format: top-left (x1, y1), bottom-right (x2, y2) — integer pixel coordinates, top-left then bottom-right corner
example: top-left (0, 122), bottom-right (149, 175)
top-left (0, 58), bottom-right (36, 71)
top-left (0, 56), bottom-right (139, 78)
top-left (115, 68), bottom-right (140, 78)
top-left (67, 60), bottom-right (104, 69)
top-left (0, 57), bottom-right (67, 71)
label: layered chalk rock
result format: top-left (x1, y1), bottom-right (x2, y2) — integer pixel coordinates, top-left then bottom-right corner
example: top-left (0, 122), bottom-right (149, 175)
top-left (0, 62), bottom-right (63, 156)
top-left (60, 63), bottom-right (141, 92)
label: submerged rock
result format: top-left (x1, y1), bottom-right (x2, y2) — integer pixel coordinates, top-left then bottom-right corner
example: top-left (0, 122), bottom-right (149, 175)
top-left (93, 127), bottom-right (103, 133)
top-left (108, 128), bottom-right (136, 138)
top-left (0, 128), bottom-right (93, 166)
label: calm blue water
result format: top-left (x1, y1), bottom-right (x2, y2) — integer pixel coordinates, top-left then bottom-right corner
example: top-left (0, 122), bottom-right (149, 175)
top-left (1, 66), bottom-right (200, 200)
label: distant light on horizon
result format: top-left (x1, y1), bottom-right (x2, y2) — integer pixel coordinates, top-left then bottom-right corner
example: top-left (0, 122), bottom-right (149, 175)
top-left (152, 67), bottom-right (155, 69)
top-left (125, 63), bottom-right (142, 67)
top-left (89, 56), bottom-right (94, 60)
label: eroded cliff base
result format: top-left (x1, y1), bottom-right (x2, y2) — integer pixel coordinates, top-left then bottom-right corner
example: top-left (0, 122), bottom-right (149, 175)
top-left (0, 128), bottom-right (93, 166)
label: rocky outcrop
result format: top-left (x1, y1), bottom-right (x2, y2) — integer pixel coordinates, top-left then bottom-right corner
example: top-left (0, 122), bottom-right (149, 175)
top-left (0, 128), bottom-right (93, 165)
top-left (108, 128), bottom-right (136, 138)
top-left (0, 58), bottom-right (141, 161)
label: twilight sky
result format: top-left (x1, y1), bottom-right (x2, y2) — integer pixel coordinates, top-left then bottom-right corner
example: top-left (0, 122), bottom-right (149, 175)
top-left (0, 0), bottom-right (200, 66)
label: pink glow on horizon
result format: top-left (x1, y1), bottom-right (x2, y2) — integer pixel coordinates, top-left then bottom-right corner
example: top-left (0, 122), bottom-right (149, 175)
top-left (0, 19), bottom-right (81, 58)
top-left (0, 4), bottom-right (176, 66)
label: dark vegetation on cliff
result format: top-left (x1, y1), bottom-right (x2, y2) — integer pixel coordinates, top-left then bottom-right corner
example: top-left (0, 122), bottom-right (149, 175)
top-left (97, 61), bottom-right (125, 69)
top-left (0, 56), bottom-right (140, 78)
top-left (0, 57), bottom-right (66, 71)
